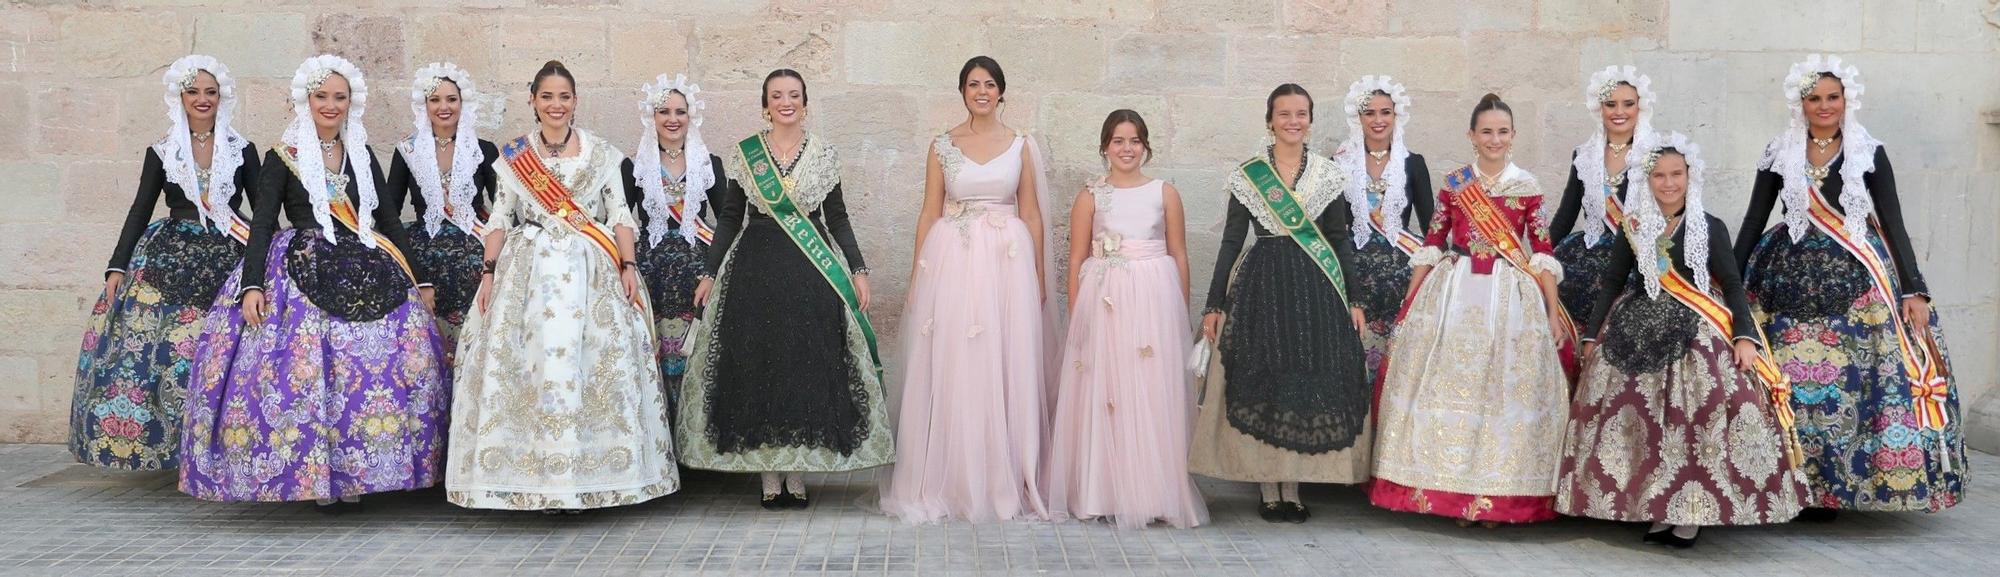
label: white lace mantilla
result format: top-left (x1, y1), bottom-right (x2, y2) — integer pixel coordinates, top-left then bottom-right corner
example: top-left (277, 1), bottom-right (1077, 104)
top-left (1225, 152), bottom-right (1347, 235)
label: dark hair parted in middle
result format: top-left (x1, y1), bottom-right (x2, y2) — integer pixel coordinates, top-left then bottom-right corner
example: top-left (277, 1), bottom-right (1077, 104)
top-left (530, 60), bottom-right (574, 94)
top-left (1265, 83), bottom-right (1314, 123)
top-left (958, 56), bottom-right (1006, 102)
top-left (1469, 92), bottom-right (1513, 130)
top-left (761, 68), bottom-right (808, 108)
top-left (1099, 109), bottom-right (1153, 163)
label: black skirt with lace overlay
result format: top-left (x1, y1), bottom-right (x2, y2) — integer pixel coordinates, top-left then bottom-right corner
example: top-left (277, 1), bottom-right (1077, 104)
top-left (1218, 239), bottom-right (1371, 455)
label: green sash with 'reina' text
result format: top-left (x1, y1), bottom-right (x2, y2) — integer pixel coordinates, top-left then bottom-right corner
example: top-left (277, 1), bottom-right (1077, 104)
top-left (1238, 157), bottom-right (1349, 305)
top-left (735, 134), bottom-right (880, 375)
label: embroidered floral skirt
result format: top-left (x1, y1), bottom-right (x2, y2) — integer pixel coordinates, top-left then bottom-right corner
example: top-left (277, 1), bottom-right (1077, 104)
top-left (1553, 230), bottom-right (1617, 326)
top-left (1745, 224), bottom-right (1963, 512)
top-left (635, 229), bottom-right (706, 411)
top-left (1556, 288), bottom-right (1811, 525)
top-left (71, 218), bottom-right (240, 470)
top-left (1369, 257), bottom-right (1567, 523)
top-left (179, 228), bottom-right (449, 502)
top-left (403, 220), bottom-right (484, 362)
top-left (446, 224), bottom-right (678, 510)
top-left (1189, 240), bottom-right (1372, 483)
top-left (1350, 233), bottom-right (1414, 384)
top-left (676, 221), bottom-right (894, 473)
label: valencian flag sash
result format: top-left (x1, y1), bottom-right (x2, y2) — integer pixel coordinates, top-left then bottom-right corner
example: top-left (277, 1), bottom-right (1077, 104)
top-left (1444, 166), bottom-right (1577, 340)
top-left (1624, 218), bottom-right (1804, 467)
top-left (735, 134), bottom-right (880, 376)
top-left (1239, 157), bottom-right (1350, 304)
top-left (500, 137), bottom-right (624, 263)
top-left (194, 171), bottom-right (252, 244)
top-left (1366, 200), bottom-right (1424, 256)
top-left (1601, 187), bottom-right (1627, 240)
top-left (274, 147), bottom-right (415, 284)
top-left (660, 170), bottom-right (716, 244)
top-left (1803, 186), bottom-right (1953, 467)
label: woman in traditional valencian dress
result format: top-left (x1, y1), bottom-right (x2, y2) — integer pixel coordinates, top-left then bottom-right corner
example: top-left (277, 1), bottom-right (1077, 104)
top-left (882, 56), bottom-right (1056, 524)
top-left (181, 55), bottom-right (448, 511)
top-left (680, 69), bottom-right (894, 509)
top-left (1736, 55), bottom-right (1961, 519)
top-left (72, 55), bottom-right (258, 471)
top-left (1558, 133), bottom-right (1810, 548)
top-left (619, 73), bottom-right (722, 414)
top-left (1045, 110), bottom-right (1208, 529)
top-left (1549, 66), bottom-right (1654, 323)
top-left (447, 61), bottom-right (678, 512)
top-left (1329, 76), bottom-right (1433, 383)
top-left (1190, 84), bottom-right (1370, 524)
top-left (384, 62), bottom-right (499, 361)
top-left (1370, 94), bottom-right (1570, 527)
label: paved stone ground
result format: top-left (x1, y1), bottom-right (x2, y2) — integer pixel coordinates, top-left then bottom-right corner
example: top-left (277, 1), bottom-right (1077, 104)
top-left (0, 443), bottom-right (1993, 576)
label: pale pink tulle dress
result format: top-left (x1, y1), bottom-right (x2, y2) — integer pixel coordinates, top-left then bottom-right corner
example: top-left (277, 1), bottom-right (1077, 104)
top-left (1046, 179), bottom-right (1208, 529)
top-left (881, 134), bottom-right (1050, 523)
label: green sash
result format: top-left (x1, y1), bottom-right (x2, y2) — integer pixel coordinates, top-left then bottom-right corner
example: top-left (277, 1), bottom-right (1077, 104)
top-left (735, 134), bottom-right (881, 374)
top-left (1238, 157), bottom-right (1349, 304)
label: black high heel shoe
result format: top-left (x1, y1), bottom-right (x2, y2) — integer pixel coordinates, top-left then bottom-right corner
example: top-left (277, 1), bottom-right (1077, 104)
top-left (1795, 507), bottom-right (1839, 522)
top-left (785, 490), bottom-right (810, 510)
top-left (760, 493), bottom-right (788, 511)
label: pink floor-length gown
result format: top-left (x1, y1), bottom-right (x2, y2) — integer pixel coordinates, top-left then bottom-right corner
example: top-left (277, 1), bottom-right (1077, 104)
top-left (1045, 178), bottom-right (1208, 529)
top-left (881, 134), bottom-right (1049, 523)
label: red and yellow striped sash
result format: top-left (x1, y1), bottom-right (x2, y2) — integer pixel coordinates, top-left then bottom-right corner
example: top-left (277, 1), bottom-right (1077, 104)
top-left (1448, 167), bottom-right (1577, 340)
top-left (1656, 265), bottom-right (1803, 467)
top-left (1368, 208), bottom-right (1424, 256)
top-left (501, 137), bottom-right (622, 264)
top-left (1802, 188), bottom-right (1950, 434)
top-left (667, 199), bottom-right (714, 244)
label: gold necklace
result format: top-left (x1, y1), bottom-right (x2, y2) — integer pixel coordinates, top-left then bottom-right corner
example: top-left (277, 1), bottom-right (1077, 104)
top-left (1367, 149), bottom-right (1389, 161)
top-left (192, 131), bottom-right (213, 144)
top-left (1607, 141), bottom-right (1630, 154)
top-left (435, 136), bottom-right (454, 149)
top-left (1811, 136), bottom-right (1837, 153)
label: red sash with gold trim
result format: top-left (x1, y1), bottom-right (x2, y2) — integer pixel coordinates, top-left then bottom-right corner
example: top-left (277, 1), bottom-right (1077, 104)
top-left (1802, 187), bottom-right (1951, 440)
top-left (501, 136), bottom-right (622, 264)
top-left (666, 198), bottom-right (714, 244)
top-left (1446, 167), bottom-right (1578, 340)
top-left (275, 147), bottom-right (416, 284)
top-left (1602, 191), bottom-right (1627, 236)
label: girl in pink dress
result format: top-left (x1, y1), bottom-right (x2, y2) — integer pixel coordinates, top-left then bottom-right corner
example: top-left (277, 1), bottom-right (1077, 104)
top-left (881, 56), bottom-right (1056, 523)
top-left (1045, 110), bottom-right (1207, 529)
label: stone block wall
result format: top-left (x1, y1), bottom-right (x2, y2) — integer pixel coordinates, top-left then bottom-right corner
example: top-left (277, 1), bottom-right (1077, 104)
top-left (2, 0), bottom-right (1997, 447)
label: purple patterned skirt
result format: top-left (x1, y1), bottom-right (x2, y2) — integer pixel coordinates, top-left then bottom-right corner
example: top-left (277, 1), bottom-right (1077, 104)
top-left (179, 228), bottom-right (449, 502)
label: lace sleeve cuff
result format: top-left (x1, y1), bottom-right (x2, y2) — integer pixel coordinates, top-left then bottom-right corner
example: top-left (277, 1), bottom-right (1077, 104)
top-left (1409, 246), bottom-right (1445, 269)
top-left (1899, 291), bottom-right (1930, 302)
top-left (1529, 253), bottom-right (1565, 283)
top-left (104, 268), bottom-right (127, 278)
top-left (236, 285), bottom-right (264, 299)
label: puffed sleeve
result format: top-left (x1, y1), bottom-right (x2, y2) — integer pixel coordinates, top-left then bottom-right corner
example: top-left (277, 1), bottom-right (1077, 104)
top-left (1203, 196), bottom-right (1252, 312)
top-left (240, 150), bottom-right (292, 294)
top-left (1411, 187), bottom-right (1453, 269)
top-left (1549, 151), bottom-right (1585, 241)
top-left (819, 183), bottom-right (867, 272)
top-left (704, 176), bottom-right (746, 276)
top-left (1583, 228), bottom-right (1635, 343)
top-left (1406, 153), bottom-right (1435, 232)
top-left (106, 148), bottom-right (167, 275)
top-left (1863, 147), bottom-right (1928, 296)
top-left (601, 152), bottom-right (639, 231)
top-left (1705, 216), bottom-right (1758, 341)
top-left (1734, 169), bottom-right (1783, 274)
top-left (1525, 194), bottom-right (1564, 282)
top-left (618, 157), bottom-right (647, 229)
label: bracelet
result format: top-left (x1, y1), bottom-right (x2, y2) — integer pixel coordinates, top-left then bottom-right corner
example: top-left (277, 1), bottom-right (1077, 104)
top-left (695, 273), bottom-right (714, 281)
top-left (481, 259), bottom-right (497, 275)
top-left (620, 260), bottom-right (638, 271)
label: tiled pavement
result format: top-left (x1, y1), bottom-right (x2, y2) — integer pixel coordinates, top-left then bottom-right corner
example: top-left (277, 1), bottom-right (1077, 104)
top-left (0, 443), bottom-right (1993, 576)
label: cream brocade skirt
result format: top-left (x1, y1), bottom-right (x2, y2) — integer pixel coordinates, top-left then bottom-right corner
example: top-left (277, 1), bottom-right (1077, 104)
top-left (1373, 257), bottom-right (1569, 497)
top-left (445, 224), bottom-right (680, 510)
